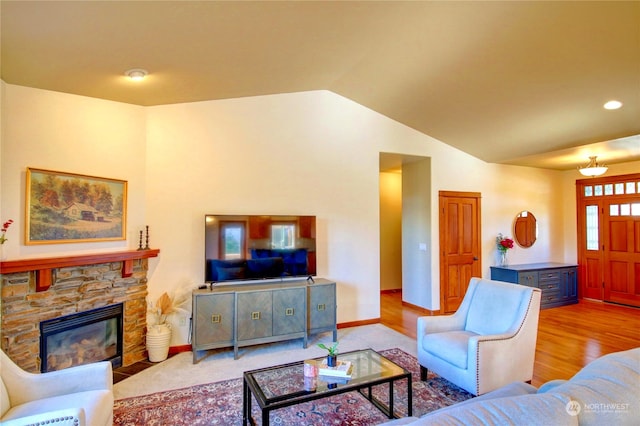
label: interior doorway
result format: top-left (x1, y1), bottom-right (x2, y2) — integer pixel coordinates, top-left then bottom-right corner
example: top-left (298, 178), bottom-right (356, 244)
top-left (379, 153), bottom-right (432, 309)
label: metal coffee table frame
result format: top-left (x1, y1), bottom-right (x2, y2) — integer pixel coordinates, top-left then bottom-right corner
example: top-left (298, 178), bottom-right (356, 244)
top-left (243, 348), bottom-right (412, 426)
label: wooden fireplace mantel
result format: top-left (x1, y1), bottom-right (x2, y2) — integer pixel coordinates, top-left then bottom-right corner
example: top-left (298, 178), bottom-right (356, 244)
top-left (0, 249), bottom-right (160, 292)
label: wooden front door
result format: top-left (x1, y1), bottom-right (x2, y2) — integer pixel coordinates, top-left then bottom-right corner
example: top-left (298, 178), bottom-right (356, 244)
top-left (603, 199), bottom-right (640, 306)
top-left (439, 191), bottom-right (482, 313)
top-left (577, 173), bottom-right (640, 307)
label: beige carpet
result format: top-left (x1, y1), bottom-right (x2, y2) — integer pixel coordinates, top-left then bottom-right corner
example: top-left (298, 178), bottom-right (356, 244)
top-left (114, 323), bottom-right (418, 400)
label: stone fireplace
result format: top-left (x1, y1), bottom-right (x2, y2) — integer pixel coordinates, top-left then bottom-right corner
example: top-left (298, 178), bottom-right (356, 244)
top-left (0, 249), bottom-right (159, 373)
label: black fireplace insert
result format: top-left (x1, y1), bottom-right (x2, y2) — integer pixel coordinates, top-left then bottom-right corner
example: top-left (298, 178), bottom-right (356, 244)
top-left (40, 303), bottom-right (123, 372)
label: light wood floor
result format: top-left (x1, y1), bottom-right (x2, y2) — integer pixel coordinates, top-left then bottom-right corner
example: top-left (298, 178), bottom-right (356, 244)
top-left (380, 291), bottom-right (640, 387)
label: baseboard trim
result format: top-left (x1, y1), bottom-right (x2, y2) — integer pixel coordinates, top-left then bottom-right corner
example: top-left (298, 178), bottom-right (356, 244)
top-left (401, 300), bottom-right (438, 316)
top-left (168, 344), bottom-right (192, 355)
top-left (380, 289), bottom-right (439, 315)
top-left (338, 318), bottom-right (380, 329)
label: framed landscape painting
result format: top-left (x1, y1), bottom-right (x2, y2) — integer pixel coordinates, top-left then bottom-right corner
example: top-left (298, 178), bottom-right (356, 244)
top-left (25, 168), bottom-right (127, 245)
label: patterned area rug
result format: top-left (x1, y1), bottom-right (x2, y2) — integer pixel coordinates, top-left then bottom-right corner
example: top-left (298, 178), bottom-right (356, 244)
top-left (113, 348), bottom-right (472, 425)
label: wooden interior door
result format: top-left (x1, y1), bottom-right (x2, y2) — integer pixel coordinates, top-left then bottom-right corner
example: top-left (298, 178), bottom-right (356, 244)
top-left (603, 201), bottom-right (640, 306)
top-left (439, 191), bottom-right (482, 313)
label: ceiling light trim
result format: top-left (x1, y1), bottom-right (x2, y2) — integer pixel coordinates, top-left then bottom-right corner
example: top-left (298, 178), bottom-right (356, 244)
top-left (125, 68), bottom-right (148, 81)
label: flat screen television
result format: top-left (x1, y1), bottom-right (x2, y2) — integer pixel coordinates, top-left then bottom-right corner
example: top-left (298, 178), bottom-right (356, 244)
top-left (204, 214), bottom-right (316, 283)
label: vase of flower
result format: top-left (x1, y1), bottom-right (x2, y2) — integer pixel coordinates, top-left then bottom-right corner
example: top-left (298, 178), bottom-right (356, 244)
top-left (496, 233), bottom-right (514, 267)
top-left (500, 250), bottom-right (509, 267)
top-left (146, 323), bottom-right (172, 362)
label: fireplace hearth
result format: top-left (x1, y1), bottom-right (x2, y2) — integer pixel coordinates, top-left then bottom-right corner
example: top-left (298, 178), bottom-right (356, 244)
top-left (40, 303), bottom-right (123, 372)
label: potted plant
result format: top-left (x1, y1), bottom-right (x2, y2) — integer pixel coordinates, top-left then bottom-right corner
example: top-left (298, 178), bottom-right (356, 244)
top-left (318, 341), bottom-right (339, 367)
top-left (146, 289), bottom-right (189, 362)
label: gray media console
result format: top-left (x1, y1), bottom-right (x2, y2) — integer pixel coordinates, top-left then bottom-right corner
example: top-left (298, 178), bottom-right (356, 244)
top-left (192, 278), bottom-right (337, 362)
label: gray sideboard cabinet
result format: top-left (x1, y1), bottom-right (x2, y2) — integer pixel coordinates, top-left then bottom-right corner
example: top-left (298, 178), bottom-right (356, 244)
top-left (192, 278), bottom-right (337, 362)
top-left (308, 281), bottom-right (337, 337)
top-left (490, 262), bottom-right (578, 309)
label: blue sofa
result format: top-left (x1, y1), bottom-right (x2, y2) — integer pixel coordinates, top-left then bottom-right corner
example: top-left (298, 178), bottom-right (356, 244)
top-left (383, 347), bottom-right (640, 425)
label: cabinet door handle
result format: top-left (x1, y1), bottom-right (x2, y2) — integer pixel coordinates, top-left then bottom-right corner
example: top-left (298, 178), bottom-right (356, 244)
top-left (211, 314), bottom-right (221, 323)
top-left (285, 308), bottom-right (294, 316)
top-left (251, 311), bottom-right (261, 320)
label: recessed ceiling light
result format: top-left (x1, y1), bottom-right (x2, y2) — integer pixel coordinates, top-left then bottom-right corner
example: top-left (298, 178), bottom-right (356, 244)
top-left (125, 68), bottom-right (148, 81)
top-left (603, 100), bottom-right (622, 110)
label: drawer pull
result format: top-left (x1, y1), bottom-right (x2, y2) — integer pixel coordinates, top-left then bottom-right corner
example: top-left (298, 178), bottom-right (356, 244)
top-left (547, 285), bottom-right (554, 288)
top-left (211, 314), bottom-right (221, 323)
top-left (251, 311), bottom-right (261, 320)
top-left (317, 303), bottom-right (326, 311)
top-left (285, 308), bottom-right (295, 316)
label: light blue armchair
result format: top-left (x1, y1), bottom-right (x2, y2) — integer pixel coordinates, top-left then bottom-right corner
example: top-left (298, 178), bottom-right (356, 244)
top-left (417, 277), bottom-right (541, 395)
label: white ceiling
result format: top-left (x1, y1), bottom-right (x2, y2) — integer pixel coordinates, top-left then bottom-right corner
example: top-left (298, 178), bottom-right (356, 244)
top-left (2, 1), bottom-right (639, 170)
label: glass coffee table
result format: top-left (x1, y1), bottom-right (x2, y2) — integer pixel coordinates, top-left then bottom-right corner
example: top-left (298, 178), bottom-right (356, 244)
top-left (242, 348), bottom-right (412, 425)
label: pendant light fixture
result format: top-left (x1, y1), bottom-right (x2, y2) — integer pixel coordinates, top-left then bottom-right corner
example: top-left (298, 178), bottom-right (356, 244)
top-left (578, 156), bottom-right (608, 177)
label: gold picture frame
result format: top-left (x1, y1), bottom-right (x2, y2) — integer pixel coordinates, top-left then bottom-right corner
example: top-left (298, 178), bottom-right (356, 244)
top-left (25, 168), bottom-right (127, 245)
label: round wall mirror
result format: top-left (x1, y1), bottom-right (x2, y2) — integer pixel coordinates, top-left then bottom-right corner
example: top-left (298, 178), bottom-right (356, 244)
top-left (513, 211), bottom-right (537, 248)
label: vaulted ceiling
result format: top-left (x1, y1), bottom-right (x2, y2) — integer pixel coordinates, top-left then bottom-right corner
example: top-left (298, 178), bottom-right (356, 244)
top-left (2, 1), bottom-right (639, 170)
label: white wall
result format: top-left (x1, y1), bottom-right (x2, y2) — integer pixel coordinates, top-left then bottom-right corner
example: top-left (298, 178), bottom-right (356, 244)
top-left (0, 83), bottom-right (147, 260)
top-left (144, 91), bottom-right (582, 317)
top-left (4, 82), bottom-right (638, 345)
top-left (402, 159), bottom-right (433, 308)
top-left (144, 91), bottom-right (386, 343)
